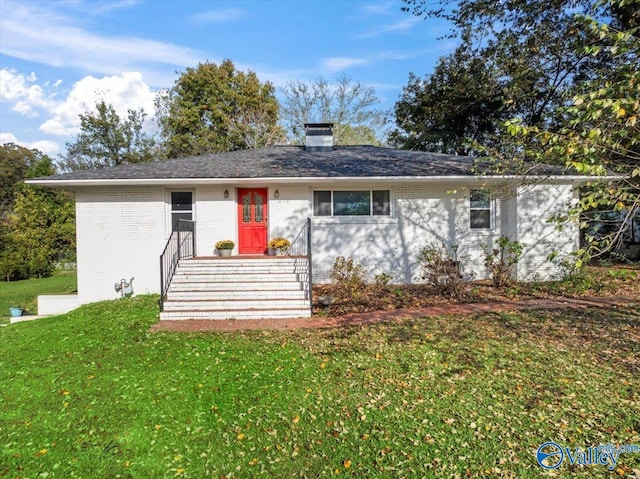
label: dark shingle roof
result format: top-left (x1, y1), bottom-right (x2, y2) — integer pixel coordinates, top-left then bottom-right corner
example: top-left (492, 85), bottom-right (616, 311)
top-left (34, 145), bottom-right (570, 182)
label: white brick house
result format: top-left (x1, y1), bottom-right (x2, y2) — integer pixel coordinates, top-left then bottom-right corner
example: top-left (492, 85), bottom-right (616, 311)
top-left (29, 123), bottom-right (592, 318)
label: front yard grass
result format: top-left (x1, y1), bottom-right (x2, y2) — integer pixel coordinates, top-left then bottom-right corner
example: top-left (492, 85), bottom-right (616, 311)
top-left (0, 270), bottom-right (77, 322)
top-left (1, 295), bottom-right (638, 477)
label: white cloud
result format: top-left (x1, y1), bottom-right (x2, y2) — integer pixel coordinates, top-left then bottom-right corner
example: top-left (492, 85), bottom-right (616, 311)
top-left (0, 132), bottom-right (19, 144)
top-left (79, 0), bottom-right (140, 15)
top-left (322, 57), bottom-right (369, 73)
top-left (0, 132), bottom-right (60, 156)
top-left (0, 69), bottom-right (58, 117)
top-left (28, 140), bottom-right (61, 156)
top-left (192, 8), bottom-right (247, 24)
top-left (2, 68), bottom-right (157, 150)
top-left (0, 1), bottom-right (205, 87)
top-left (360, 2), bottom-right (396, 15)
top-left (39, 72), bottom-right (157, 137)
top-left (353, 17), bottom-right (421, 39)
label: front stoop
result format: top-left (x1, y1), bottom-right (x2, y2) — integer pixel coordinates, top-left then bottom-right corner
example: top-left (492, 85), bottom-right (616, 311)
top-left (159, 257), bottom-right (311, 320)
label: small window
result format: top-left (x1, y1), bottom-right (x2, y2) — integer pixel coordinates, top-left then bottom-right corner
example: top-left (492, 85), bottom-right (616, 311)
top-left (470, 189), bottom-right (491, 229)
top-left (313, 191), bottom-right (332, 216)
top-left (313, 190), bottom-right (391, 217)
top-left (171, 191), bottom-right (193, 231)
top-left (373, 190), bottom-right (390, 216)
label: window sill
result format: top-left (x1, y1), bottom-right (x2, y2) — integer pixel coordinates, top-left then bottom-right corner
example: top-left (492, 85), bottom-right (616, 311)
top-left (312, 216), bottom-right (397, 225)
top-left (467, 228), bottom-right (498, 235)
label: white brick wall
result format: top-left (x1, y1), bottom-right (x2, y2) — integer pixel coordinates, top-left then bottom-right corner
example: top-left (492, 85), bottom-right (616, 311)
top-left (305, 183), bottom-right (578, 283)
top-left (307, 184), bottom-right (505, 283)
top-left (194, 186), bottom-right (236, 256)
top-left (75, 186), bottom-right (167, 303)
top-left (515, 184), bottom-right (578, 280)
top-left (72, 181), bottom-right (580, 307)
top-left (268, 186), bottom-right (309, 239)
top-left (193, 186), bottom-right (309, 255)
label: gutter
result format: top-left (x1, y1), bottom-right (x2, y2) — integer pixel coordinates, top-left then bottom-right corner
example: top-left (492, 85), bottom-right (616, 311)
top-left (25, 175), bottom-right (618, 188)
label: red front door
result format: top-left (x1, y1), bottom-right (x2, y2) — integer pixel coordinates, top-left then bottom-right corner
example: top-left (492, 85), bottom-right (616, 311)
top-left (238, 188), bottom-right (268, 254)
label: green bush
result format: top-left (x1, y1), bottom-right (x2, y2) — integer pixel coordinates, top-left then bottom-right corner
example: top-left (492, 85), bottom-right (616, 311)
top-left (374, 272), bottom-right (393, 286)
top-left (329, 256), bottom-right (367, 302)
top-left (482, 236), bottom-right (525, 287)
top-left (417, 244), bottom-right (467, 298)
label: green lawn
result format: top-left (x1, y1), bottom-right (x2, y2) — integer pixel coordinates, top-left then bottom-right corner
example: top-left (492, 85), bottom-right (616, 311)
top-left (0, 270), bottom-right (77, 322)
top-left (0, 295), bottom-right (638, 478)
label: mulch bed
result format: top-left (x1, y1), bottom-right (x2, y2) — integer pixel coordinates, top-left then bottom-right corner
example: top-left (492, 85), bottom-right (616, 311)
top-left (312, 265), bottom-right (640, 317)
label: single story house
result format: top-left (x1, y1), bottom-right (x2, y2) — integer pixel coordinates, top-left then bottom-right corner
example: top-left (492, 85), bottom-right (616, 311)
top-left (29, 123), bottom-right (593, 319)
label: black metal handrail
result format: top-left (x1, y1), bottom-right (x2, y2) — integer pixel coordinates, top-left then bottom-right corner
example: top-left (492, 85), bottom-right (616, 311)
top-left (286, 218), bottom-right (312, 310)
top-left (159, 219), bottom-right (196, 310)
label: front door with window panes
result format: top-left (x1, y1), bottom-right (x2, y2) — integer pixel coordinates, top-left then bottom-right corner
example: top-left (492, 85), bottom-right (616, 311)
top-left (237, 188), bottom-right (268, 254)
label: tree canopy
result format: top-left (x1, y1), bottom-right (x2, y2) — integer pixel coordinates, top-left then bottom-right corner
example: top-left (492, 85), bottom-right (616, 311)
top-left (391, 47), bottom-right (506, 154)
top-left (506, 7), bottom-right (639, 258)
top-left (280, 76), bottom-right (386, 145)
top-left (156, 59), bottom-right (283, 157)
top-left (398, 0), bottom-right (638, 258)
top-left (0, 154), bottom-right (75, 280)
top-left (60, 101), bottom-right (157, 172)
top-left (394, 0), bottom-right (619, 153)
top-left (1, 144), bottom-right (50, 216)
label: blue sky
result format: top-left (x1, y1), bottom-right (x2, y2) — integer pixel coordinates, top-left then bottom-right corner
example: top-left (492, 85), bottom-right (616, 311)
top-left (0, 0), bottom-right (456, 157)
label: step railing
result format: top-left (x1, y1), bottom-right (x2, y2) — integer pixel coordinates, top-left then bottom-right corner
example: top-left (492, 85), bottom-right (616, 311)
top-left (286, 218), bottom-right (312, 310)
top-left (160, 219), bottom-right (196, 310)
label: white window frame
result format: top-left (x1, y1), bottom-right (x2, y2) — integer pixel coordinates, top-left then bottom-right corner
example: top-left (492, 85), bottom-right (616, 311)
top-left (312, 189), bottom-right (393, 218)
top-left (469, 189), bottom-right (493, 230)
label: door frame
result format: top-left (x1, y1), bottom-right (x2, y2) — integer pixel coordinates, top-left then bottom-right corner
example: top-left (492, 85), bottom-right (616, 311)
top-left (166, 189), bottom-right (195, 235)
top-left (237, 187), bottom-right (269, 254)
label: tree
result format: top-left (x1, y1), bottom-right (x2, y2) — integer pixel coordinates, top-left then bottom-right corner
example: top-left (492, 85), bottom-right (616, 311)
top-left (391, 47), bottom-right (507, 154)
top-left (0, 157), bottom-right (75, 280)
top-left (280, 76), bottom-right (386, 145)
top-left (0, 143), bottom-right (49, 216)
top-left (401, 0), bottom-right (638, 258)
top-left (227, 106), bottom-right (286, 150)
top-left (504, 4), bottom-right (639, 259)
top-left (397, 0), bottom-right (617, 152)
top-left (338, 124), bottom-right (382, 146)
top-left (60, 101), bottom-right (157, 172)
top-left (156, 59), bottom-right (283, 157)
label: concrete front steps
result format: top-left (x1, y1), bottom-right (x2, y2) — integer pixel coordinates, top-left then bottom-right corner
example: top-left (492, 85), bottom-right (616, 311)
top-left (160, 257), bottom-right (311, 320)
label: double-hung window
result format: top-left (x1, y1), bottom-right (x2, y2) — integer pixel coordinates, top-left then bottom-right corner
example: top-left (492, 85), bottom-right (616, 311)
top-left (171, 192), bottom-right (193, 231)
top-left (469, 189), bottom-right (491, 229)
top-left (313, 190), bottom-right (391, 217)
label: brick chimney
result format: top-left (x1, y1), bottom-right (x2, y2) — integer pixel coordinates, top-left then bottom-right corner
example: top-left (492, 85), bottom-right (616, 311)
top-left (304, 123), bottom-right (334, 151)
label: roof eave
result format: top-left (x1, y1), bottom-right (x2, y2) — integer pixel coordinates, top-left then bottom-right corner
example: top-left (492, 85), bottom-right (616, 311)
top-left (25, 174), bottom-right (618, 188)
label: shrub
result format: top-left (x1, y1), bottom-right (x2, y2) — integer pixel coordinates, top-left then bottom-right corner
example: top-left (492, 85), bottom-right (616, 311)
top-left (549, 254), bottom-right (599, 293)
top-left (215, 240), bottom-right (235, 250)
top-left (483, 236), bottom-right (524, 287)
top-left (374, 272), bottom-right (393, 286)
top-left (417, 244), bottom-right (467, 298)
top-left (330, 256), bottom-right (367, 302)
